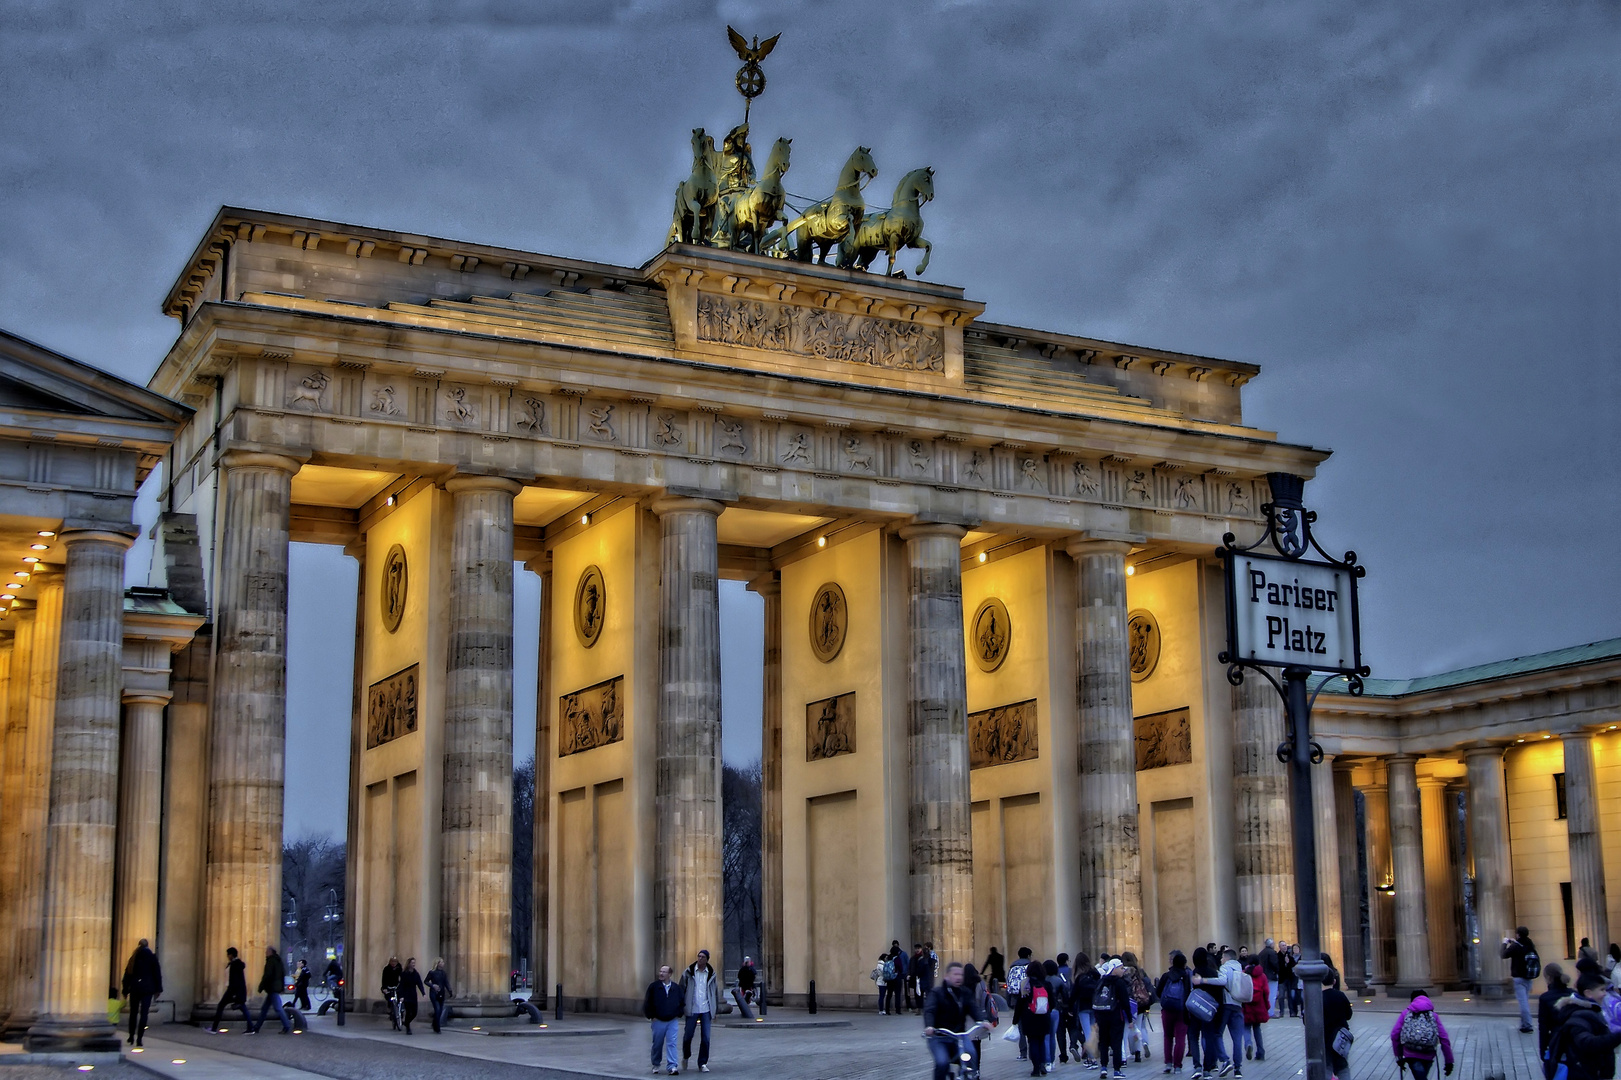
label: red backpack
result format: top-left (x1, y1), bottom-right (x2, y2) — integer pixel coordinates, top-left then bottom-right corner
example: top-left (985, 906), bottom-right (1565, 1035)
top-left (1031, 984), bottom-right (1051, 1015)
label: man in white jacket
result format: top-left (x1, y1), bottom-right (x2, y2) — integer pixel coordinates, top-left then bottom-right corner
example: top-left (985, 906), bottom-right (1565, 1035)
top-left (681, 950), bottom-right (721, 1073)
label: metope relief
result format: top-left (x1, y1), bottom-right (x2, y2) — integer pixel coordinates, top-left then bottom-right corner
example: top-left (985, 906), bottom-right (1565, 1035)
top-left (380, 544), bottom-right (408, 633)
top-left (366, 664), bottom-right (419, 750)
top-left (1134, 707), bottom-right (1191, 771)
top-left (1128, 609), bottom-right (1161, 682)
top-left (969, 699), bottom-right (1038, 769)
top-left (697, 292), bottom-right (945, 373)
top-left (971, 598), bottom-right (1011, 673)
top-left (575, 565), bottom-right (606, 648)
top-left (559, 675), bottom-right (623, 757)
top-left (808, 582), bottom-right (848, 663)
top-left (805, 692), bottom-right (856, 761)
top-left (287, 370), bottom-right (329, 410)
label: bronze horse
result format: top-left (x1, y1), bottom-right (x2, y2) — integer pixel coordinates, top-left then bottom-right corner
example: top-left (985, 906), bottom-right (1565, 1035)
top-left (667, 128), bottom-right (718, 246)
top-left (715, 137), bottom-right (791, 254)
top-left (770, 145), bottom-right (878, 266)
top-left (847, 167), bottom-right (934, 277)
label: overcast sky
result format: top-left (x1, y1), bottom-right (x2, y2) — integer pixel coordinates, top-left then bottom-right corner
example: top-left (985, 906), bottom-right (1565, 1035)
top-left (2, 2), bottom-right (1617, 840)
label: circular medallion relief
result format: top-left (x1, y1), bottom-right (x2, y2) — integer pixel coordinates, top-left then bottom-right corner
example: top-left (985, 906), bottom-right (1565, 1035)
top-left (380, 544), bottom-right (408, 634)
top-left (574, 565), bottom-right (606, 648)
top-left (971, 597), bottom-right (1012, 673)
top-left (1128, 608), bottom-right (1161, 683)
top-left (808, 582), bottom-right (847, 663)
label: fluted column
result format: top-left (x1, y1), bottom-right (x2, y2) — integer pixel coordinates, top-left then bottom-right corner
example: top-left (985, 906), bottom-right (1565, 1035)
top-left (113, 691), bottom-right (170, 993)
top-left (1362, 773), bottom-right (1396, 986)
top-left (901, 523), bottom-right (973, 959)
top-left (1416, 776), bottom-right (1457, 985)
top-left (1333, 763), bottom-right (1366, 988)
top-left (27, 530), bottom-right (132, 1052)
top-left (1233, 675), bottom-right (1296, 947)
top-left (528, 553), bottom-right (552, 1002)
top-left (1067, 538), bottom-right (1143, 956)
top-left (1465, 745), bottom-right (1514, 997)
top-left (3, 572), bottom-right (64, 1040)
top-left (748, 575), bottom-right (784, 997)
top-left (1314, 754), bottom-right (1344, 970)
top-left (1388, 755), bottom-right (1430, 991)
top-left (0, 605), bottom-right (38, 1026)
top-left (654, 497), bottom-right (725, 972)
top-left (441, 474), bottom-right (520, 1008)
top-left (201, 450), bottom-right (300, 1005)
top-left (1563, 732), bottom-right (1609, 955)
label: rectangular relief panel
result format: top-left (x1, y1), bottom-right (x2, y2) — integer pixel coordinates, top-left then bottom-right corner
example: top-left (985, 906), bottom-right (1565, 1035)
top-left (969, 699), bottom-right (1039, 769)
top-left (559, 675), bottom-right (624, 757)
top-left (367, 664), bottom-right (419, 749)
top-left (805, 692), bottom-right (856, 762)
top-left (1134, 707), bottom-right (1192, 771)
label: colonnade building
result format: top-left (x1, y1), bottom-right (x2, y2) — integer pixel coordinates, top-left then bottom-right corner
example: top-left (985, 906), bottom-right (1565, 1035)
top-left (0, 209), bottom-right (1612, 1048)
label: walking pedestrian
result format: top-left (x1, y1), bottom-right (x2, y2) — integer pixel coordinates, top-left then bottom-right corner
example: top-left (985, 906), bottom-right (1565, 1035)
top-left (248, 945), bottom-right (292, 1035)
top-left (209, 946), bottom-right (252, 1032)
top-left (923, 961), bottom-right (984, 1080)
top-left (1390, 989), bottom-right (1455, 1079)
top-left (1548, 971), bottom-right (1621, 1079)
top-left (738, 956), bottom-right (758, 1009)
top-left (1190, 946), bottom-right (1230, 1078)
top-left (1018, 956), bottom-right (1056, 1076)
top-left (1539, 963), bottom-right (1575, 1056)
top-left (1321, 970), bottom-right (1353, 1080)
top-left (426, 958), bottom-right (453, 1033)
top-left (918, 943), bottom-right (939, 1008)
top-left (680, 948), bottom-right (719, 1073)
top-left (644, 964), bottom-right (683, 1075)
top-left (966, 963), bottom-right (997, 1069)
top-left (1156, 950), bottom-right (1193, 1074)
top-left (1054, 953), bottom-right (1079, 1064)
top-left (1283, 944), bottom-right (1302, 1018)
top-left (1121, 950), bottom-right (1155, 1063)
top-left (985, 947), bottom-right (1008, 996)
top-left (1212, 946), bottom-right (1248, 1076)
top-left (1094, 956), bottom-right (1133, 1078)
top-left (120, 938), bottom-right (163, 1047)
top-left (1071, 951), bottom-right (1101, 1069)
top-left (1241, 958), bottom-right (1269, 1062)
top-left (1257, 939), bottom-right (1280, 1018)
top-left (292, 960), bottom-right (312, 1011)
top-left (397, 958), bottom-right (425, 1035)
top-left (1501, 925), bottom-right (1540, 1033)
top-left (1008, 947), bottom-right (1035, 1061)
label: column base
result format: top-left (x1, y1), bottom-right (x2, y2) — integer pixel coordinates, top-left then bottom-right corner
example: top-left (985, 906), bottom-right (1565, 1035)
top-left (448, 994), bottom-right (522, 1018)
top-left (1, 1011), bottom-right (39, 1043)
top-left (24, 1018), bottom-right (122, 1054)
top-left (1390, 983), bottom-right (1433, 998)
top-left (1476, 982), bottom-right (1512, 1000)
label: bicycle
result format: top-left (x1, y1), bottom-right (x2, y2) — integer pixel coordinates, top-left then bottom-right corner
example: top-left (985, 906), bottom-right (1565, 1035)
top-left (930, 1023), bottom-right (991, 1080)
top-left (383, 988), bottom-right (402, 1031)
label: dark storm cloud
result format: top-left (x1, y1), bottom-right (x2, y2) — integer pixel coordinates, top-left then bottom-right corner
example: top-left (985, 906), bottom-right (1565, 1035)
top-left (2, 0), bottom-right (1617, 685)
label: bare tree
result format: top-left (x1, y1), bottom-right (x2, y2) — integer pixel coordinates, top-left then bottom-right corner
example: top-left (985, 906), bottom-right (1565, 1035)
top-left (281, 833), bottom-right (345, 972)
top-left (723, 760), bottom-right (763, 972)
top-left (513, 755), bottom-right (535, 980)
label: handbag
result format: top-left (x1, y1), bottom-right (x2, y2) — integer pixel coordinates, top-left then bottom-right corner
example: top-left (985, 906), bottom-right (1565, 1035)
top-left (1331, 1026), bottom-right (1353, 1057)
top-left (1186, 987), bottom-right (1218, 1023)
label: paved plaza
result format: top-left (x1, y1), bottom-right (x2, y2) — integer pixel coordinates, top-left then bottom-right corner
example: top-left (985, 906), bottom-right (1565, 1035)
top-left (0, 996), bottom-right (1555, 1080)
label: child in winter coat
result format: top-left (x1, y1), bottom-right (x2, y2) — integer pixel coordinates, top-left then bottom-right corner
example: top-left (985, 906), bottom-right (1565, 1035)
top-left (1242, 963), bottom-right (1271, 1062)
top-left (1389, 991), bottom-right (1454, 1080)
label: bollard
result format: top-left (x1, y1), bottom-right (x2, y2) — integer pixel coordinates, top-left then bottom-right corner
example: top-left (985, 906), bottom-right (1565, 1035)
top-left (808, 980), bottom-right (817, 1015)
top-left (555, 983), bottom-right (564, 1021)
top-left (760, 977), bottom-right (768, 1018)
top-left (336, 982), bottom-right (345, 1027)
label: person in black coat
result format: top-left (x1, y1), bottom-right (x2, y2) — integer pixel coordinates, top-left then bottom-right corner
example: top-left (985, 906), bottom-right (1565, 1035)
top-left (249, 945), bottom-right (292, 1034)
top-left (1322, 969), bottom-right (1354, 1079)
top-left (923, 962), bottom-right (984, 1080)
top-left (209, 946), bottom-right (252, 1032)
top-left (1549, 972), bottom-right (1621, 1080)
top-left (120, 939), bottom-right (163, 1047)
top-left (292, 960), bottom-right (312, 1011)
top-left (645, 965), bottom-right (685, 1075)
top-left (425, 958), bottom-right (454, 1034)
top-left (1540, 963), bottom-right (1576, 1057)
top-left (398, 958), bottom-right (426, 1035)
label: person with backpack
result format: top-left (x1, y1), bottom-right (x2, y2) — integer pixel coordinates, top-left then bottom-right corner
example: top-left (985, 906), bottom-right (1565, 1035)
top-left (1072, 952), bottom-right (1102, 1069)
top-left (1189, 946), bottom-right (1230, 1078)
top-left (1042, 960), bottom-right (1064, 1065)
top-left (1094, 957), bottom-right (1134, 1078)
top-left (1541, 963), bottom-right (1576, 1055)
top-left (1242, 957), bottom-right (1270, 1062)
top-left (1504, 926), bottom-right (1542, 1033)
top-left (1157, 949), bottom-right (1193, 1074)
top-left (1549, 971), bottom-right (1621, 1080)
top-left (1007, 947), bottom-right (1035, 1061)
top-left (873, 952), bottom-right (897, 1014)
top-left (1389, 990), bottom-right (1454, 1079)
top-left (1120, 951), bottom-right (1155, 1063)
top-left (1211, 946), bottom-right (1250, 1076)
top-left (1019, 956), bottom-right (1056, 1076)
top-left (1055, 953), bottom-right (1081, 1065)
top-left (889, 944), bottom-right (910, 1017)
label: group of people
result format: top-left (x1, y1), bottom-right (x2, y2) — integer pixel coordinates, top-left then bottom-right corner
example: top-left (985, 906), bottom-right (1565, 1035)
top-left (870, 941), bottom-right (940, 1014)
top-left (1508, 926), bottom-right (1621, 1080)
top-left (642, 949), bottom-right (725, 1075)
top-left (378, 955), bottom-right (455, 1034)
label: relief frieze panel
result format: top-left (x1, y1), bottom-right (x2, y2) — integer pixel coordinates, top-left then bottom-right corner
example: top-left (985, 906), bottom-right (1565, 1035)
top-left (559, 675), bottom-right (623, 757)
top-left (969, 699), bottom-right (1039, 769)
top-left (366, 664), bottom-right (419, 750)
top-left (697, 292), bottom-right (945, 373)
top-left (1134, 707), bottom-right (1192, 771)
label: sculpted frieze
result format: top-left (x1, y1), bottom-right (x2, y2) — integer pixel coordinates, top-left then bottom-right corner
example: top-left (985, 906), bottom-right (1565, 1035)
top-left (696, 292), bottom-right (945, 373)
top-left (367, 664), bottom-right (419, 750)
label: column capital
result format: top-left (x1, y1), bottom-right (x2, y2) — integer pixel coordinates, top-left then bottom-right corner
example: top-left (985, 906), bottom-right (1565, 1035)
top-left (1462, 742), bottom-right (1508, 761)
top-left (1065, 537), bottom-right (1134, 560)
top-left (58, 529), bottom-right (136, 551)
top-left (746, 574), bottom-right (781, 598)
top-left (122, 691), bottom-right (172, 707)
top-left (1387, 752), bottom-right (1420, 766)
top-left (898, 521), bottom-right (966, 543)
top-left (1563, 729), bottom-right (1596, 746)
top-left (218, 449), bottom-right (305, 475)
top-left (651, 495), bottom-right (725, 518)
top-left (443, 473), bottom-right (523, 497)
top-left (1415, 773), bottom-right (1450, 790)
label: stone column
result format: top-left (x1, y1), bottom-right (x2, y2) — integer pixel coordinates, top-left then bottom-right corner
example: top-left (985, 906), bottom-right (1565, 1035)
top-left (1232, 675), bottom-right (1296, 947)
top-left (1333, 763), bottom-right (1366, 989)
top-left (1067, 539), bottom-right (1143, 956)
top-left (201, 450), bottom-right (300, 1005)
top-left (902, 523), bottom-right (973, 959)
top-left (1417, 775), bottom-right (1458, 985)
top-left (3, 572), bottom-right (64, 1040)
top-left (653, 497), bottom-right (725, 972)
top-left (1563, 731), bottom-right (1610, 955)
top-left (1465, 745), bottom-right (1514, 997)
top-left (440, 474), bottom-right (520, 1009)
top-left (1388, 755), bottom-right (1430, 991)
top-left (1313, 755), bottom-right (1344, 971)
top-left (27, 530), bottom-right (132, 1052)
top-left (748, 575), bottom-right (784, 999)
top-left (113, 691), bottom-right (170, 990)
top-left (528, 553), bottom-right (552, 1002)
top-left (0, 604), bottom-right (38, 1026)
top-left (1362, 772), bottom-right (1396, 987)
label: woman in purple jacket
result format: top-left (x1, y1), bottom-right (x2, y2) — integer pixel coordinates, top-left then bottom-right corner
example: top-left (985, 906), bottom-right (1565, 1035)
top-left (1389, 991), bottom-right (1455, 1079)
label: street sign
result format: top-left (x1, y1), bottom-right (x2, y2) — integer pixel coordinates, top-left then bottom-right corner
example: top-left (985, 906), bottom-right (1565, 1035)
top-left (1224, 549), bottom-right (1362, 675)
